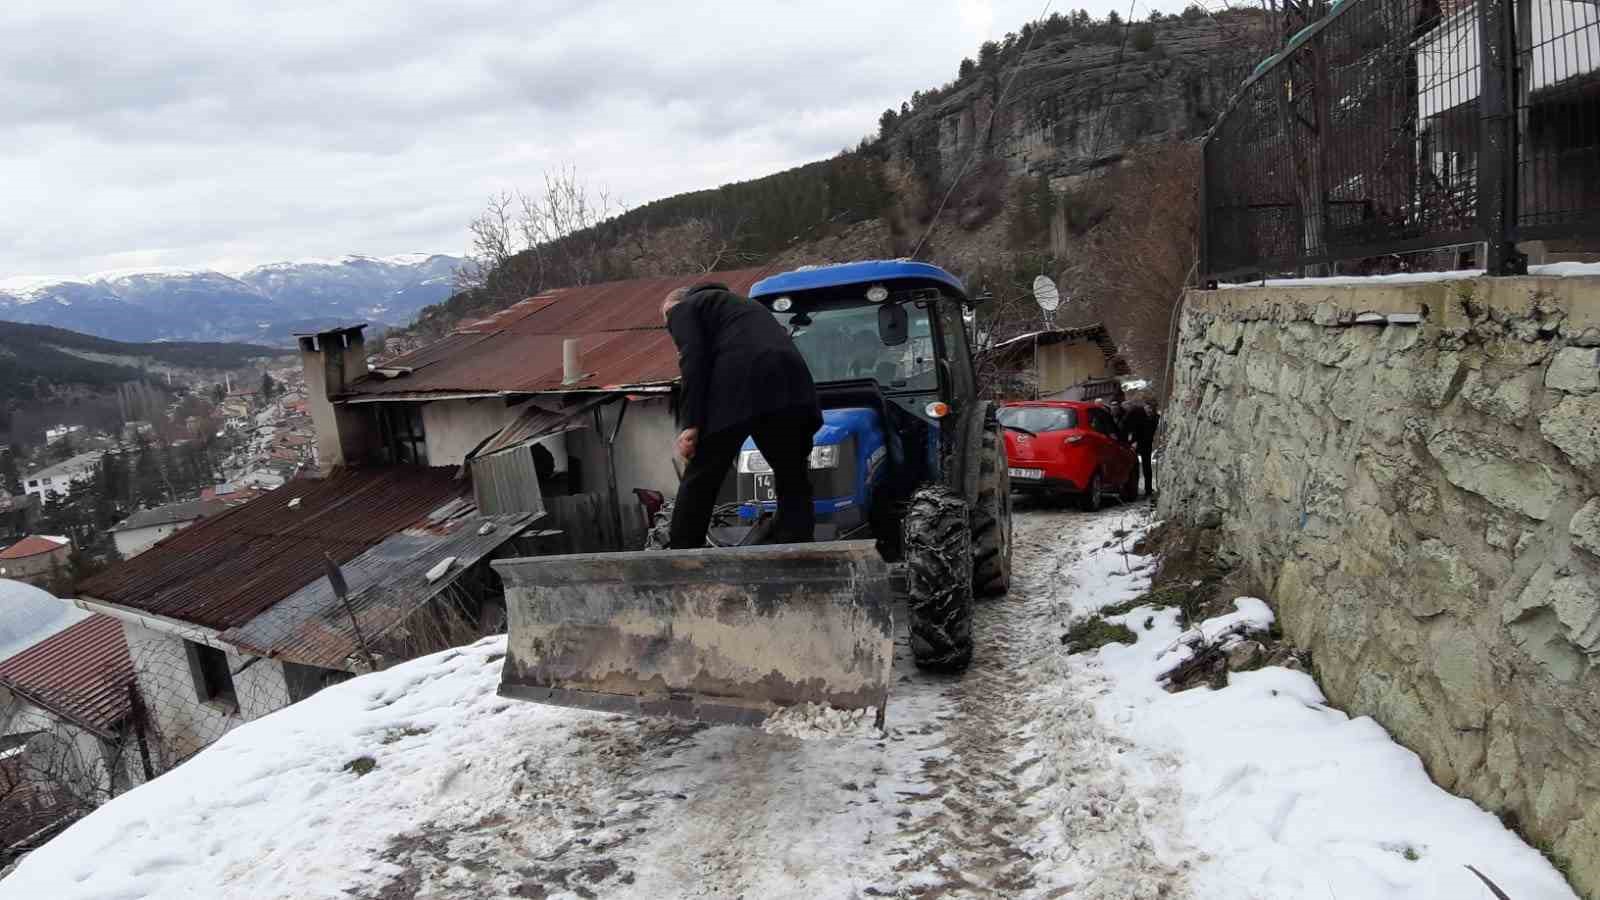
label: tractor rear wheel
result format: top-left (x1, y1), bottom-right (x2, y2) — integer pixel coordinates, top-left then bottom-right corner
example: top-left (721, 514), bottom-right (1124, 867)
top-left (971, 426), bottom-right (1012, 597)
top-left (903, 486), bottom-right (974, 673)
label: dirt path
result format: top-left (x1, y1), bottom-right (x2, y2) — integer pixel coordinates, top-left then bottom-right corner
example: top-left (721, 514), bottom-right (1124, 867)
top-left (367, 506), bottom-right (1188, 899)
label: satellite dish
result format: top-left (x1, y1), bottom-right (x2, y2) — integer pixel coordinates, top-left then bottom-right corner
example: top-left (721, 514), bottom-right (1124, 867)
top-left (1033, 275), bottom-right (1060, 312)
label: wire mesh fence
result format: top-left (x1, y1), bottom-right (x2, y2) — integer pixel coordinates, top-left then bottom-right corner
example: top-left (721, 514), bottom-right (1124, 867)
top-left (1201, 0), bottom-right (1600, 282)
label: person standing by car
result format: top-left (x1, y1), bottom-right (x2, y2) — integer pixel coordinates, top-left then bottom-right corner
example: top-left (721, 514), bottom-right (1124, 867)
top-left (661, 283), bottom-right (822, 549)
top-left (1120, 396), bottom-right (1160, 498)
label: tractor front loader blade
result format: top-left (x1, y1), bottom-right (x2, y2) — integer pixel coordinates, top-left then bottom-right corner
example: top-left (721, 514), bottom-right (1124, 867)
top-left (493, 541), bottom-right (894, 727)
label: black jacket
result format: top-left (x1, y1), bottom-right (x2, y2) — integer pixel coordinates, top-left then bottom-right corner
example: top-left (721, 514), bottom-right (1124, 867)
top-left (666, 284), bottom-right (821, 436)
top-left (1121, 403), bottom-right (1159, 451)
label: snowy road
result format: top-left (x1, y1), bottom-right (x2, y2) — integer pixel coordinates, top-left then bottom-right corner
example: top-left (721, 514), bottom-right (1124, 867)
top-left (5, 504), bottom-right (1575, 899)
top-left (361, 504), bottom-right (1182, 899)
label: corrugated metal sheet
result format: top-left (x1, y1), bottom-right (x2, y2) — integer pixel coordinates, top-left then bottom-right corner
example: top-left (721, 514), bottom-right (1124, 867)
top-left (78, 467), bottom-right (469, 631)
top-left (470, 452), bottom-right (543, 517)
top-left (344, 267), bottom-right (780, 399)
top-left (0, 615), bottom-right (132, 737)
top-left (473, 396), bottom-right (607, 459)
top-left (220, 512), bottom-right (535, 669)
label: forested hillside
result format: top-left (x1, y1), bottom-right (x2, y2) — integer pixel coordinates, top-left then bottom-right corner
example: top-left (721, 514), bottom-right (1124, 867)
top-left (408, 6), bottom-right (1267, 385)
top-left (0, 320), bottom-right (287, 448)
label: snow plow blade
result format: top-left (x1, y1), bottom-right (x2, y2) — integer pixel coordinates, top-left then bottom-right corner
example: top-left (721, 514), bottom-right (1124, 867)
top-left (493, 541), bottom-right (894, 727)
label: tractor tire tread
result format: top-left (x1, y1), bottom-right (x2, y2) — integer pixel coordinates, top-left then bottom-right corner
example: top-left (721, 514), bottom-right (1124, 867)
top-left (903, 486), bottom-right (974, 673)
top-left (970, 426), bottom-right (1012, 597)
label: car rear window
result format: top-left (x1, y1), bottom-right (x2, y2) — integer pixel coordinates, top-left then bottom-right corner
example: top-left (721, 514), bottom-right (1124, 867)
top-left (998, 407), bottom-right (1078, 433)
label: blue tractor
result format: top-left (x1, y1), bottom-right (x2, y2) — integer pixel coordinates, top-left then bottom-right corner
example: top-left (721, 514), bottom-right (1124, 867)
top-left (498, 261), bottom-right (1014, 726)
top-left (650, 260), bottom-right (1014, 671)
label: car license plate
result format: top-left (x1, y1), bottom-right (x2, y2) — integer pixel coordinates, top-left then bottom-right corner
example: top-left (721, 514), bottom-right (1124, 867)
top-left (754, 473), bottom-right (777, 501)
top-left (1009, 467), bottom-right (1043, 480)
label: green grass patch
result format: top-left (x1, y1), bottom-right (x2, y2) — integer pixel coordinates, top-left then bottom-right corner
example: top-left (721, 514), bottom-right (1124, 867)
top-left (343, 755), bottom-right (378, 777)
top-left (1061, 617), bottom-right (1138, 654)
top-left (380, 726), bottom-right (432, 745)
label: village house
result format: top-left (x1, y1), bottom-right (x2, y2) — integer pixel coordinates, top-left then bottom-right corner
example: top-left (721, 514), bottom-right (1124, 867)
top-left (325, 265), bottom-right (781, 544)
top-left (22, 451), bottom-right (104, 503)
top-left (75, 465), bottom-right (537, 768)
top-left (0, 537), bottom-right (71, 588)
top-left (983, 323), bottom-right (1130, 401)
top-left (108, 498), bottom-right (236, 560)
top-left (42, 425), bottom-right (84, 446)
top-left (0, 580), bottom-right (138, 857)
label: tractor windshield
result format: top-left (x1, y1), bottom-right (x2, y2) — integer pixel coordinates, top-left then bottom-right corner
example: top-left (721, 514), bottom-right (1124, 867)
top-left (775, 304), bottom-right (938, 391)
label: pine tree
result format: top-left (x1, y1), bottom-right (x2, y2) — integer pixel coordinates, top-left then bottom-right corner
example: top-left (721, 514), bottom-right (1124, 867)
top-left (0, 446), bottom-right (20, 496)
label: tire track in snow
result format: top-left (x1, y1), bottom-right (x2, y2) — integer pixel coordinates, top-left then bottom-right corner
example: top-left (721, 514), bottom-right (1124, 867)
top-left (362, 506), bottom-right (1189, 899)
top-left (883, 502), bottom-right (1189, 899)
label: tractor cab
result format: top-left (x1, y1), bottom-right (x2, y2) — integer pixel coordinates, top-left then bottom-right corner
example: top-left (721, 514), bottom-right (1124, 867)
top-left (736, 261), bottom-right (982, 546)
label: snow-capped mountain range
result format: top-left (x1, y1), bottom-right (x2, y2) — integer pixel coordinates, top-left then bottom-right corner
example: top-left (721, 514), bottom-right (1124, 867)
top-left (0, 253), bottom-right (461, 345)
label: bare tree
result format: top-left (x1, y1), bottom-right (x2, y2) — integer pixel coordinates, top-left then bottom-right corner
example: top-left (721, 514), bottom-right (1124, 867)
top-left (456, 166), bottom-right (624, 309)
top-left (1065, 143), bottom-right (1201, 393)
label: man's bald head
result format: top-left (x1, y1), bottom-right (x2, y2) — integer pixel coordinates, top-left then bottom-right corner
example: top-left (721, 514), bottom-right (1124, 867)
top-left (661, 287), bottom-right (689, 323)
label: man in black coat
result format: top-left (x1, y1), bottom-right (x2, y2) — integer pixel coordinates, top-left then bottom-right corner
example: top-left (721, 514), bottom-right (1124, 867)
top-left (1120, 398), bottom-right (1160, 498)
top-left (662, 283), bottom-right (822, 548)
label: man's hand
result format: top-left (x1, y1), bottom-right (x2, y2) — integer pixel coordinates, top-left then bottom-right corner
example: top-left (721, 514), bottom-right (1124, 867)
top-left (676, 428), bottom-right (699, 461)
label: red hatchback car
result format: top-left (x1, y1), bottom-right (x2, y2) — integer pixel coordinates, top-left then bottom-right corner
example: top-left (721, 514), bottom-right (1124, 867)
top-left (999, 401), bottom-right (1138, 510)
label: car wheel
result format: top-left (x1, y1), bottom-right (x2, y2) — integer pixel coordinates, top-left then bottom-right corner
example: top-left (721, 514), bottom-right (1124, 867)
top-left (1079, 470), bottom-right (1104, 512)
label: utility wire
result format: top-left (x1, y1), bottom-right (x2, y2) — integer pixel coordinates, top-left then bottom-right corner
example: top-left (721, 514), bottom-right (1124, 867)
top-left (1084, 0), bottom-right (1142, 169)
top-left (910, 0), bottom-right (1056, 261)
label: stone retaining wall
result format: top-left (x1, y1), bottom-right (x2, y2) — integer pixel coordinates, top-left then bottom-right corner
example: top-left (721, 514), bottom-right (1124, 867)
top-left (1159, 275), bottom-right (1600, 895)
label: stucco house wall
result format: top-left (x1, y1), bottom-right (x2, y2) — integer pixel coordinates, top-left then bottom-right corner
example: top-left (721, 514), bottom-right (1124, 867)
top-left (120, 621), bottom-right (290, 766)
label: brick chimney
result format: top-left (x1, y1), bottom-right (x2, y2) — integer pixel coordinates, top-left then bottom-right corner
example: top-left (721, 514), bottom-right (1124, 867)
top-left (297, 325), bottom-right (376, 471)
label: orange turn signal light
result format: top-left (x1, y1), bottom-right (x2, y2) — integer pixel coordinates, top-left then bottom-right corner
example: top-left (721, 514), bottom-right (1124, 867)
top-left (924, 401), bottom-right (950, 418)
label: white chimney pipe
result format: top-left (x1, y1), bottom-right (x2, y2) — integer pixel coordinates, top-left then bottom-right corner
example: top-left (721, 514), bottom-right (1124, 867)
top-left (562, 338), bottom-right (581, 385)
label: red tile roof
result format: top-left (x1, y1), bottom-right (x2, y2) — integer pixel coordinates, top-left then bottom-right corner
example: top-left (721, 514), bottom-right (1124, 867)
top-left (343, 267), bottom-right (781, 399)
top-left (0, 536), bottom-right (69, 561)
top-left (78, 466), bottom-right (469, 631)
top-left (0, 615), bottom-right (132, 736)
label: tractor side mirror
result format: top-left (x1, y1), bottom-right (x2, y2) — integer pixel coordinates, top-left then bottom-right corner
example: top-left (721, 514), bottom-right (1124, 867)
top-left (878, 303), bottom-right (908, 346)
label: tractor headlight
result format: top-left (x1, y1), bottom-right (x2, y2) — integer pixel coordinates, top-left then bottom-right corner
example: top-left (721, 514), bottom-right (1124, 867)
top-left (739, 446), bottom-right (840, 472)
top-left (809, 445), bottom-right (840, 469)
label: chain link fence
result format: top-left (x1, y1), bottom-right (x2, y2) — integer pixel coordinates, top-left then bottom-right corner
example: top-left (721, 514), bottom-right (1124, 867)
top-left (1201, 0), bottom-right (1600, 281)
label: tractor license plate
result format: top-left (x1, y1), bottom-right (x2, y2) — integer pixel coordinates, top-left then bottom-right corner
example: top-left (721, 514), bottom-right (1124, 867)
top-left (1009, 467), bottom-right (1043, 480)
top-left (754, 473), bottom-right (777, 501)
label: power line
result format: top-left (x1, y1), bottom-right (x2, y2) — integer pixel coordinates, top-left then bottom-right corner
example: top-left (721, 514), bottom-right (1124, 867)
top-left (910, 0), bottom-right (1057, 261)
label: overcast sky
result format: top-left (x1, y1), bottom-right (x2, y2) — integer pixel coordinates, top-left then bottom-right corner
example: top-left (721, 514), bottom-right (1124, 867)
top-left (2, 0), bottom-right (1191, 278)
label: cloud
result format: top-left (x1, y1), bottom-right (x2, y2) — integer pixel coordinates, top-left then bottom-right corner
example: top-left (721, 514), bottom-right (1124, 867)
top-left (0, 0), bottom-right (1185, 277)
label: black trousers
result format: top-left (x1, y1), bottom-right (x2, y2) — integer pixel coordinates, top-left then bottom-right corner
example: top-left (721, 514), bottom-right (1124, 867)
top-left (668, 409), bottom-right (816, 549)
top-left (1137, 445), bottom-right (1154, 496)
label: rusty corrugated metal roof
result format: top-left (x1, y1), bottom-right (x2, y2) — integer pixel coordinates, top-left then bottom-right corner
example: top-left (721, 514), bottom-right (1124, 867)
top-left (0, 615), bottom-right (132, 737)
top-left (78, 467), bottom-right (468, 631)
top-left (221, 511), bottom-right (536, 670)
top-left (343, 267), bottom-right (780, 399)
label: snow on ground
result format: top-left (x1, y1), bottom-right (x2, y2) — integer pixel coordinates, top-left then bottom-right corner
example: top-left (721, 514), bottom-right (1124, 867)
top-left (0, 505), bottom-right (1578, 899)
top-left (1059, 510), bottom-right (1579, 900)
top-left (1219, 260), bottom-right (1600, 288)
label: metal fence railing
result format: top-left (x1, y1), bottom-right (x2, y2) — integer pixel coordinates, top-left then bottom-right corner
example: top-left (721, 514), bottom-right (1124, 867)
top-left (1201, 0), bottom-right (1600, 282)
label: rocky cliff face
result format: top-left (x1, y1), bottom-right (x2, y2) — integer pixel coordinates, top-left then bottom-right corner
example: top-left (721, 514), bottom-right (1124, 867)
top-left (891, 17), bottom-right (1259, 191)
top-left (1160, 275), bottom-right (1600, 895)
